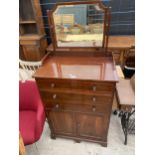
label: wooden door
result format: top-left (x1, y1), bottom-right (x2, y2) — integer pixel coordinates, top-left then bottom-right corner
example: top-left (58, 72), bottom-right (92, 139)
top-left (22, 45), bottom-right (40, 61)
top-left (76, 114), bottom-right (107, 139)
top-left (49, 111), bottom-right (75, 136)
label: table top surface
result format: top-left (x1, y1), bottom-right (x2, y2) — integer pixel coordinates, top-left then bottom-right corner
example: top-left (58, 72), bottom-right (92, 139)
top-left (34, 56), bottom-right (118, 82)
top-left (108, 35), bottom-right (135, 49)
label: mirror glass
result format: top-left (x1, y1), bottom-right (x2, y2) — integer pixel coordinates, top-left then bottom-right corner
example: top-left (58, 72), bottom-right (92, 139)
top-left (52, 3), bottom-right (105, 47)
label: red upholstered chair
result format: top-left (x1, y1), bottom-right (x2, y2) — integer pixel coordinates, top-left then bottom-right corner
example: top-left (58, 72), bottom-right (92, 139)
top-left (19, 80), bottom-right (45, 145)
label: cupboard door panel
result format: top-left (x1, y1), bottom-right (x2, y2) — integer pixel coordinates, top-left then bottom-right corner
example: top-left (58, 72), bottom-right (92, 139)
top-left (22, 45), bottom-right (40, 61)
top-left (76, 114), bottom-right (107, 139)
top-left (49, 111), bottom-right (75, 135)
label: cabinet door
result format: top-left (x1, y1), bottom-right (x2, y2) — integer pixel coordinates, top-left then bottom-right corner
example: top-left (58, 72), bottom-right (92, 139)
top-left (49, 111), bottom-right (75, 136)
top-left (22, 45), bottom-right (40, 61)
top-left (76, 114), bottom-right (107, 139)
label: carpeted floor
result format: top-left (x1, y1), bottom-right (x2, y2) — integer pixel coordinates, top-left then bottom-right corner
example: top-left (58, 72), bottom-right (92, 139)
top-left (25, 114), bottom-right (135, 155)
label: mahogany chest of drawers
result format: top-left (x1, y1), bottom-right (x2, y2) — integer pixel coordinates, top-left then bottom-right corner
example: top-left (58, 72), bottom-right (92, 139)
top-left (34, 56), bottom-right (118, 146)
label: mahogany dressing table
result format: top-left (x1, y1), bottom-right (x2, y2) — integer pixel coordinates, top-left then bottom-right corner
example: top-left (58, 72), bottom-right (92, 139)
top-left (34, 0), bottom-right (118, 147)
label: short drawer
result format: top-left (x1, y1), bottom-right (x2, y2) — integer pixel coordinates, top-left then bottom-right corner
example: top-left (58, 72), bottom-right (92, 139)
top-left (36, 78), bottom-right (114, 93)
top-left (40, 91), bottom-right (112, 106)
top-left (46, 102), bottom-right (111, 114)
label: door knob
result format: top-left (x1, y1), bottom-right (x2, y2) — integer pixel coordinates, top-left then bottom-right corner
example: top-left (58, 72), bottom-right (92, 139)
top-left (53, 94), bottom-right (57, 99)
top-left (92, 97), bottom-right (96, 102)
top-left (92, 86), bottom-right (96, 91)
top-left (51, 83), bottom-right (55, 88)
top-left (55, 104), bottom-right (59, 108)
top-left (92, 106), bottom-right (96, 112)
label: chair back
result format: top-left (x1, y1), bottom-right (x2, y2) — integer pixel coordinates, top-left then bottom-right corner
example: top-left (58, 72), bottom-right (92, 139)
top-left (19, 59), bottom-right (42, 81)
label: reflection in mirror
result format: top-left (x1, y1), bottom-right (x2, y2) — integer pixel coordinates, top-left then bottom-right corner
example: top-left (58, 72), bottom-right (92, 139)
top-left (53, 4), bottom-right (105, 47)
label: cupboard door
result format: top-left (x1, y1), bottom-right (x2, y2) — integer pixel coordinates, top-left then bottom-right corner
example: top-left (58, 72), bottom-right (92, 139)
top-left (76, 114), bottom-right (107, 139)
top-left (22, 45), bottom-right (40, 61)
top-left (49, 111), bottom-right (75, 136)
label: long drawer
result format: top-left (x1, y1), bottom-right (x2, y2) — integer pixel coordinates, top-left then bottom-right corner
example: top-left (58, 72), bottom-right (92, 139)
top-left (36, 78), bottom-right (114, 93)
top-left (45, 102), bottom-right (111, 115)
top-left (40, 91), bottom-right (112, 106)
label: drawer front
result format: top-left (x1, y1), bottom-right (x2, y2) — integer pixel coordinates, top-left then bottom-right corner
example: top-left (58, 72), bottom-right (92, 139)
top-left (46, 102), bottom-right (111, 115)
top-left (40, 91), bottom-right (112, 106)
top-left (36, 78), bottom-right (114, 93)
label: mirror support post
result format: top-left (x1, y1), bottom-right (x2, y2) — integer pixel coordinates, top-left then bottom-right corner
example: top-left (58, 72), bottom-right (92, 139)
top-left (105, 7), bottom-right (111, 55)
top-left (47, 9), bottom-right (57, 50)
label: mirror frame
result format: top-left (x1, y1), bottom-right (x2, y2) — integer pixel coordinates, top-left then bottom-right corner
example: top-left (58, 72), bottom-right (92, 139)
top-left (47, 0), bottom-right (110, 52)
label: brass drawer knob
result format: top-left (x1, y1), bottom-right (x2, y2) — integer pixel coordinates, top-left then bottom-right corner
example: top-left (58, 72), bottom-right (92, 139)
top-left (55, 104), bottom-right (59, 108)
top-left (92, 86), bottom-right (96, 91)
top-left (92, 97), bottom-right (96, 102)
top-left (92, 106), bottom-right (96, 112)
top-left (51, 83), bottom-right (55, 88)
top-left (53, 94), bottom-right (57, 99)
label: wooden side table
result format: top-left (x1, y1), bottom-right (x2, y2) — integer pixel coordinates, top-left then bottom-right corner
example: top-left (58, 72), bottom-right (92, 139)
top-left (114, 65), bottom-right (135, 145)
top-left (108, 36), bottom-right (135, 67)
top-left (116, 75), bottom-right (135, 145)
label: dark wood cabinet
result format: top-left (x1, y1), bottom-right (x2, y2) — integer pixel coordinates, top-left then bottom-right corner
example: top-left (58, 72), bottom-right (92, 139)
top-left (33, 0), bottom-right (118, 147)
top-left (19, 0), bottom-right (47, 61)
top-left (34, 56), bottom-right (118, 146)
top-left (20, 36), bottom-right (47, 61)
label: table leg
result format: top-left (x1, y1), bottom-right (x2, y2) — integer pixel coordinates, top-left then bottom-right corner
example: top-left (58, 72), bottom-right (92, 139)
top-left (121, 112), bottom-right (129, 145)
top-left (120, 49), bottom-right (126, 69)
top-left (121, 110), bottom-right (135, 145)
